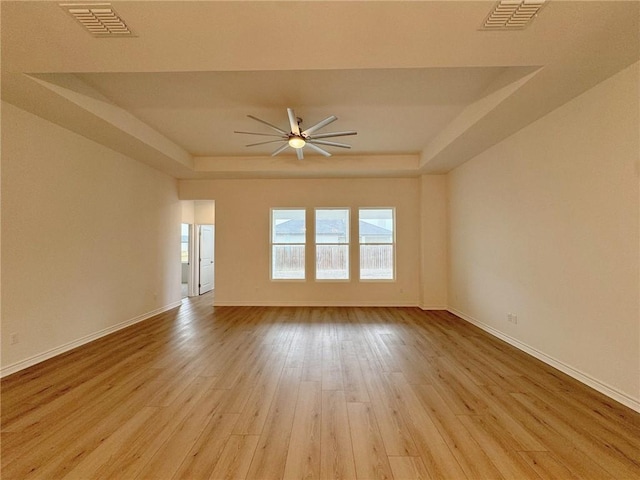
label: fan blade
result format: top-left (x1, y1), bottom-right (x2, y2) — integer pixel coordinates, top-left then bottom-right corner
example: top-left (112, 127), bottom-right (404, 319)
top-left (307, 131), bottom-right (357, 139)
top-left (247, 115), bottom-right (288, 135)
top-left (234, 131), bottom-right (287, 138)
top-left (246, 139), bottom-right (287, 147)
top-left (308, 139), bottom-right (351, 149)
top-left (305, 142), bottom-right (332, 157)
top-left (301, 115), bottom-right (337, 136)
top-left (296, 147), bottom-right (304, 160)
top-left (271, 143), bottom-right (290, 156)
top-left (287, 108), bottom-right (300, 135)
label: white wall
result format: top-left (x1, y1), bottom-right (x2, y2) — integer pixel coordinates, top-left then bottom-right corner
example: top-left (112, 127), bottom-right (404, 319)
top-left (448, 62), bottom-right (640, 410)
top-left (420, 175), bottom-right (448, 309)
top-left (1, 102), bottom-right (182, 374)
top-left (194, 200), bottom-right (215, 225)
top-left (179, 177), bottom-right (447, 307)
top-left (181, 200), bottom-right (195, 224)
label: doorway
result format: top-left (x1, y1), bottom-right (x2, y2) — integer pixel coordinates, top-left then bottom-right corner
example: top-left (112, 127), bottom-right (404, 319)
top-left (181, 200), bottom-right (215, 299)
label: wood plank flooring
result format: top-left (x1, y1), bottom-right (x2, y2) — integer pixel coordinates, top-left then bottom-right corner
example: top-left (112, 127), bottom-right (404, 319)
top-left (2, 293), bottom-right (640, 479)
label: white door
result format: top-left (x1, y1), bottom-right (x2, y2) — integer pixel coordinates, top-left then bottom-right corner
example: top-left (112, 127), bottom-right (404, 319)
top-left (199, 225), bottom-right (214, 294)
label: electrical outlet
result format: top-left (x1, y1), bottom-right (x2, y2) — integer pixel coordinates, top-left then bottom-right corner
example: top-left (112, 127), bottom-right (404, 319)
top-left (512, 314), bottom-right (518, 324)
top-left (10, 333), bottom-right (19, 345)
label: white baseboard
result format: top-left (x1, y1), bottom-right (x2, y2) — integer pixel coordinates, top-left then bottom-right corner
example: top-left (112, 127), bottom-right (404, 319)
top-left (0, 301), bottom-right (183, 378)
top-left (419, 304), bottom-right (448, 310)
top-left (448, 307), bottom-right (640, 414)
top-left (214, 300), bottom-right (419, 307)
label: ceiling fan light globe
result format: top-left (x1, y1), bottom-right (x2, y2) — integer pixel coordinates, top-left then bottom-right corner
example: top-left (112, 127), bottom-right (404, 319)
top-left (288, 136), bottom-right (306, 149)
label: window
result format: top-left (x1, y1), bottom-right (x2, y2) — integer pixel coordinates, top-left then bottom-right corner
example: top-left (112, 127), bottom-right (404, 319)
top-left (271, 209), bottom-right (306, 280)
top-left (270, 207), bottom-right (395, 282)
top-left (315, 208), bottom-right (349, 280)
top-left (359, 208), bottom-right (395, 280)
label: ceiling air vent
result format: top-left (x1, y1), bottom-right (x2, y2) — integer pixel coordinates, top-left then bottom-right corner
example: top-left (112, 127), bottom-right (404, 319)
top-left (60, 3), bottom-right (134, 37)
top-left (481, 0), bottom-right (546, 30)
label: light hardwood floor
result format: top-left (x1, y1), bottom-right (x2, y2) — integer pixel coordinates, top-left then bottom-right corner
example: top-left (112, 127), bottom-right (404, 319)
top-left (2, 293), bottom-right (639, 479)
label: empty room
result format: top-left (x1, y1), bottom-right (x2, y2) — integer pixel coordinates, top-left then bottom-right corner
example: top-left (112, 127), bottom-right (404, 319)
top-left (1, 1), bottom-right (639, 479)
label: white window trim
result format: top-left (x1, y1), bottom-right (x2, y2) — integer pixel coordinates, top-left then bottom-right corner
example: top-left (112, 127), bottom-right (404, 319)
top-left (270, 207), bottom-right (306, 281)
top-left (314, 207), bottom-right (351, 282)
top-left (358, 207), bottom-right (396, 282)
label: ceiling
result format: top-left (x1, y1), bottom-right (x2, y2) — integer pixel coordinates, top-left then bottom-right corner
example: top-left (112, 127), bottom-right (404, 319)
top-left (2, 1), bottom-right (639, 179)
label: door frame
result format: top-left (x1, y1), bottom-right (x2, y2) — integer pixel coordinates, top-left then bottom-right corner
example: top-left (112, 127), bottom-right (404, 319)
top-left (196, 223), bottom-right (216, 295)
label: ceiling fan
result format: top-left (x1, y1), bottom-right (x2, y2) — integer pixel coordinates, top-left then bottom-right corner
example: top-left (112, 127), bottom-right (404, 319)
top-left (234, 108), bottom-right (357, 160)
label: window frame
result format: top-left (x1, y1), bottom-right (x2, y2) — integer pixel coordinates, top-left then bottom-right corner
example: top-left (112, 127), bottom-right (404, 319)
top-left (314, 207), bottom-right (351, 282)
top-left (358, 207), bottom-right (396, 282)
top-left (270, 207), bottom-right (307, 281)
